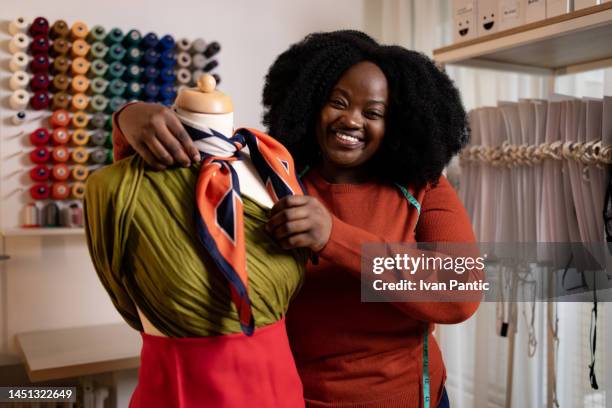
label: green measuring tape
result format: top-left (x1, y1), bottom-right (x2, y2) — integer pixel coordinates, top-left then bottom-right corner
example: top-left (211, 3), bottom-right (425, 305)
top-left (423, 328), bottom-right (430, 408)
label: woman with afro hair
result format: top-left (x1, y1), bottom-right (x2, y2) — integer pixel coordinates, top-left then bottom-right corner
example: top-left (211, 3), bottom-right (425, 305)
top-left (109, 30), bottom-right (479, 408)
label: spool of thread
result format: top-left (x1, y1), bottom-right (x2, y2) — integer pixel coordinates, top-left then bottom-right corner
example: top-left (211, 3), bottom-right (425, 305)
top-left (30, 35), bottom-right (50, 54)
top-left (71, 75), bottom-right (90, 94)
top-left (50, 109), bottom-right (70, 128)
top-left (60, 206), bottom-right (72, 227)
top-left (10, 52), bottom-right (29, 72)
top-left (43, 202), bottom-right (59, 226)
top-left (203, 60), bottom-right (218, 72)
top-left (52, 146), bottom-right (70, 163)
top-left (191, 38), bottom-right (206, 54)
top-left (158, 34), bottom-right (175, 51)
top-left (30, 91), bottom-right (50, 110)
top-left (30, 165), bottom-right (50, 182)
top-left (90, 77), bottom-right (110, 94)
top-left (125, 47), bottom-right (143, 63)
top-left (52, 56), bottom-right (70, 74)
top-left (107, 96), bottom-right (127, 113)
top-left (192, 54), bottom-right (206, 70)
top-left (106, 44), bottom-right (126, 62)
top-left (9, 17), bottom-right (28, 36)
top-left (204, 42), bottom-right (221, 58)
top-left (72, 111), bottom-right (89, 128)
top-left (71, 93), bottom-right (89, 111)
top-left (70, 203), bottom-right (84, 227)
top-left (176, 52), bottom-right (191, 68)
top-left (52, 182), bottom-right (70, 200)
top-left (51, 92), bottom-right (70, 110)
top-left (9, 33), bottom-right (30, 54)
top-left (90, 129), bottom-right (108, 145)
top-left (71, 183), bottom-right (86, 200)
top-left (105, 28), bottom-right (124, 45)
top-left (71, 39), bottom-right (91, 58)
top-left (52, 127), bottom-right (70, 145)
top-left (144, 82), bottom-right (159, 99)
top-left (50, 20), bottom-right (69, 39)
top-left (124, 29), bottom-right (142, 46)
top-left (30, 54), bottom-right (50, 72)
top-left (90, 95), bottom-right (109, 113)
top-left (91, 149), bottom-right (108, 164)
top-left (159, 83), bottom-right (176, 101)
top-left (91, 59), bottom-right (109, 77)
top-left (30, 184), bottom-right (50, 200)
top-left (176, 68), bottom-right (191, 85)
top-left (71, 21), bottom-right (89, 40)
top-left (12, 111), bottom-right (27, 125)
top-left (30, 147), bottom-right (51, 164)
top-left (107, 61), bottom-right (126, 79)
top-left (107, 79), bottom-right (127, 97)
top-left (72, 165), bottom-right (89, 181)
top-left (160, 98), bottom-right (174, 107)
top-left (52, 164), bottom-right (70, 181)
top-left (159, 50), bottom-right (176, 67)
top-left (159, 67), bottom-right (176, 83)
top-left (141, 32), bottom-right (158, 49)
top-left (52, 74), bottom-right (69, 92)
top-left (29, 128), bottom-right (50, 145)
top-left (176, 38), bottom-right (191, 52)
top-left (88, 25), bottom-right (106, 42)
top-left (126, 81), bottom-right (142, 98)
top-left (30, 17), bottom-right (49, 36)
top-left (51, 38), bottom-right (70, 56)
top-left (10, 71), bottom-right (30, 91)
top-left (72, 129), bottom-right (90, 145)
top-left (90, 42), bottom-right (109, 59)
top-left (30, 72), bottom-right (50, 91)
top-left (191, 69), bottom-right (204, 84)
top-left (91, 113), bottom-right (108, 129)
top-left (143, 48), bottom-right (160, 65)
top-left (143, 65), bottom-right (159, 81)
top-left (105, 115), bottom-right (113, 131)
top-left (107, 149), bottom-right (114, 163)
top-left (71, 147), bottom-right (89, 164)
top-left (10, 90), bottom-right (30, 110)
top-left (71, 57), bottom-right (91, 75)
top-left (24, 203), bottom-right (41, 227)
top-left (124, 64), bottom-right (142, 80)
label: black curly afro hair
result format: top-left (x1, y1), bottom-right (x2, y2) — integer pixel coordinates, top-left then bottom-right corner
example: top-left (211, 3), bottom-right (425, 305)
top-left (262, 30), bottom-right (469, 188)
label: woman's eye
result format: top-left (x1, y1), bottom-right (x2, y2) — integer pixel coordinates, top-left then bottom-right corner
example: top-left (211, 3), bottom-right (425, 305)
top-left (330, 99), bottom-right (345, 108)
top-left (365, 111), bottom-right (383, 119)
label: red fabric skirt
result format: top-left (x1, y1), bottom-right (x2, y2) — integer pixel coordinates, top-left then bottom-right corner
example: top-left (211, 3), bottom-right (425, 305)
top-left (129, 319), bottom-right (304, 408)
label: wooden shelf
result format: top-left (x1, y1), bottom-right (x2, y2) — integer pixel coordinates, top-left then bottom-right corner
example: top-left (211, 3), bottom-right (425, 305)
top-left (3, 228), bottom-right (84, 237)
top-left (433, 3), bottom-right (612, 76)
top-left (16, 323), bottom-right (141, 382)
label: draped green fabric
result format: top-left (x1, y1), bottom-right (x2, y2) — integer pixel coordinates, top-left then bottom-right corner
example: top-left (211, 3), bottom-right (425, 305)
top-left (84, 156), bottom-right (306, 337)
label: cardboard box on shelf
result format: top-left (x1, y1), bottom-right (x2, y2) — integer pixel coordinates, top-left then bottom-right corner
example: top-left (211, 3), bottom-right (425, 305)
top-left (478, 0), bottom-right (499, 36)
top-left (499, 0), bottom-right (526, 30)
top-left (574, 0), bottom-right (598, 9)
top-left (524, 0), bottom-right (547, 23)
top-left (546, 0), bottom-right (573, 17)
top-left (452, 0), bottom-right (479, 42)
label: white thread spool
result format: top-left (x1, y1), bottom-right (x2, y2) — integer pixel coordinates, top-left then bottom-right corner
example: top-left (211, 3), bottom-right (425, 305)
top-left (176, 38), bottom-right (191, 52)
top-left (10, 90), bottom-right (30, 110)
top-left (9, 52), bottom-right (29, 72)
top-left (9, 71), bottom-right (30, 91)
top-left (12, 111), bottom-right (27, 125)
top-left (9, 17), bottom-right (28, 35)
top-left (192, 54), bottom-right (206, 69)
top-left (9, 33), bottom-right (30, 54)
top-left (191, 38), bottom-right (207, 54)
top-left (177, 52), bottom-right (192, 68)
top-left (191, 69), bottom-right (204, 85)
top-left (23, 203), bottom-right (41, 227)
top-left (176, 68), bottom-right (191, 85)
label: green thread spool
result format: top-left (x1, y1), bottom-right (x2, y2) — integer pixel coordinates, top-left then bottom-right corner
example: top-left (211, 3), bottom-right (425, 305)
top-left (105, 27), bottom-right (124, 45)
top-left (124, 29), bottom-right (142, 47)
top-left (124, 64), bottom-right (142, 80)
top-left (126, 81), bottom-right (142, 98)
top-left (107, 96), bottom-right (127, 113)
top-left (125, 47), bottom-right (143, 63)
top-left (90, 94), bottom-right (109, 113)
top-left (106, 44), bottom-right (126, 62)
top-left (107, 79), bottom-right (127, 97)
top-left (90, 59), bottom-right (109, 77)
top-left (90, 77), bottom-right (109, 94)
top-left (106, 61), bottom-right (126, 80)
top-left (90, 42), bottom-right (109, 59)
top-left (88, 25), bottom-right (106, 42)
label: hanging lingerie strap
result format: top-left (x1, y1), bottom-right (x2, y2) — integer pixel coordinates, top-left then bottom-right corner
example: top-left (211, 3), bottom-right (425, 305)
top-left (185, 124), bottom-right (304, 336)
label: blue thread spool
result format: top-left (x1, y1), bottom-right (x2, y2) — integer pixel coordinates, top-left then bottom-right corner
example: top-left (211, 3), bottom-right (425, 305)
top-left (124, 29), bottom-right (142, 47)
top-left (159, 50), bottom-right (176, 68)
top-left (107, 61), bottom-right (126, 80)
top-left (88, 25), bottom-right (106, 42)
top-left (143, 48), bottom-right (159, 65)
top-left (105, 27), bottom-right (124, 45)
top-left (90, 95), bottom-right (109, 113)
top-left (106, 44), bottom-right (126, 62)
top-left (144, 82), bottom-right (159, 99)
top-left (159, 67), bottom-right (176, 84)
top-left (159, 83), bottom-right (176, 101)
top-left (107, 79), bottom-right (127, 97)
top-left (158, 34), bottom-right (175, 51)
top-left (91, 59), bottom-right (109, 77)
top-left (141, 32), bottom-right (158, 49)
top-left (90, 77), bottom-right (109, 94)
top-left (125, 47), bottom-right (143, 63)
top-left (90, 42), bottom-right (108, 59)
top-left (107, 96), bottom-right (127, 113)
top-left (126, 81), bottom-right (142, 98)
top-left (124, 64), bottom-right (142, 81)
top-left (143, 65), bottom-right (159, 82)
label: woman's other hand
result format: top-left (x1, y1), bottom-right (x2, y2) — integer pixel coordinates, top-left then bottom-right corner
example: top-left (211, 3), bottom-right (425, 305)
top-left (117, 102), bottom-right (201, 169)
top-left (267, 195), bottom-right (332, 252)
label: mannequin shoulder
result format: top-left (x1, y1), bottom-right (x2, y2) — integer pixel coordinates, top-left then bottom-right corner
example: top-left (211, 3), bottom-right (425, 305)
top-left (85, 156), bottom-right (142, 203)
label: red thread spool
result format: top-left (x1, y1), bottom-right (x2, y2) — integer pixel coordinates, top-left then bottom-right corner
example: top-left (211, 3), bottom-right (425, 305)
top-left (30, 91), bottom-right (50, 110)
top-left (30, 54), bottom-right (50, 72)
top-left (50, 110), bottom-right (70, 128)
top-left (52, 146), bottom-right (70, 163)
top-left (52, 128), bottom-right (70, 145)
top-left (30, 17), bottom-right (50, 36)
top-left (30, 35), bottom-right (50, 53)
top-left (30, 165), bottom-right (51, 182)
top-left (52, 164), bottom-right (70, 181)
top-left (30, 147), bottom-right (51, 164)
top-left (30, 183), bottom-right (50, 200)
top-left (51, 182), bottom-right (71, 200)
top-left (30, 72), bottom-right (50, 91)
top-left (29, 128), bottom-right (50, 145)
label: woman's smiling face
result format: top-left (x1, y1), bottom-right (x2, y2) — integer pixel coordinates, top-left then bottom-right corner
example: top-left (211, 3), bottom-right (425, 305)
top-left (315, 61), bottom-right (388, 182)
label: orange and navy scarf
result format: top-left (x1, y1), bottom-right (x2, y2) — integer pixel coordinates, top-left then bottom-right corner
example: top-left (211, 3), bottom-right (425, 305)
top-left (184, 122), bottom-right (304, 336)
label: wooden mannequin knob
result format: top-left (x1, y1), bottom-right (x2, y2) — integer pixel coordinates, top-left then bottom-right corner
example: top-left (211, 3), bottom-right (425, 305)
top-left (197, 74), bottom-right (216, 93)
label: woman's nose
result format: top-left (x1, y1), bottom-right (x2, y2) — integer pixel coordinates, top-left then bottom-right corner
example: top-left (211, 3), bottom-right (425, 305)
top-left (338, 109), bottom-right (363, 129)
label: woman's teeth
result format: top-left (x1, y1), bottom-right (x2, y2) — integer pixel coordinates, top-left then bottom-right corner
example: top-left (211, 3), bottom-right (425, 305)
top-left (336, 132), bottom-right (361, 143)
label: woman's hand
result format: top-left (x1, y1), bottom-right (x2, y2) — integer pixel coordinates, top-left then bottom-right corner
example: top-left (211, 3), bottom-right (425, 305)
top-left (117, 102), bottom-right (201, 169)
top-left (266, 195), bottom-right (332, 252)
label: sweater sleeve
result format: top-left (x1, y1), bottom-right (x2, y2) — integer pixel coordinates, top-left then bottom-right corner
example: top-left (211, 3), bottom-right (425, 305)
top-left (318, 175), bottom-right (481, 324)
top-left (112, 102), bottom-right (139, 161)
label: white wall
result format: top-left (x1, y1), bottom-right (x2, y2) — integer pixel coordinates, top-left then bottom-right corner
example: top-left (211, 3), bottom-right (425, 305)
top-left (0, 0), bottom-right (365, 361)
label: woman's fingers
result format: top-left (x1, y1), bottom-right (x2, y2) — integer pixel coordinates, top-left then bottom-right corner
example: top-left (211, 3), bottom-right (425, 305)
top-left (145, 134), bottom-right (175, 167)
top-left (270, 219), bottom-right (312, 240)
top-left (136, 141), bottom-right (167, 171)
top-left (279, 233), bottom-right (311, 250)
top-left (165, 111), bottom-right (201, 163)
top-left (267, 206), bottom-right (310, 231)
top-left (151, 116), bottom-right (192, 167)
